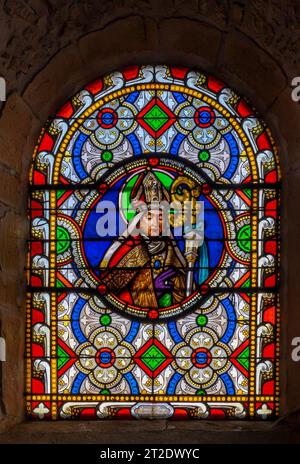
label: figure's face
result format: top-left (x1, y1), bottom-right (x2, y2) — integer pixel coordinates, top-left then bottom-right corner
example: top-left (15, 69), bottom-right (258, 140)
top-left (140, 208), bottom-right (164, 237)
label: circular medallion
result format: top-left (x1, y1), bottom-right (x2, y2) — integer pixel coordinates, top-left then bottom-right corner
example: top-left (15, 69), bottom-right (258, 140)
top-left (71, 157), bottom-right (236, 321)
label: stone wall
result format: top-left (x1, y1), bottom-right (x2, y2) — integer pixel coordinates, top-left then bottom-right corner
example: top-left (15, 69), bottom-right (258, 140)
top-left (0, 0), bottom-right (300, 443)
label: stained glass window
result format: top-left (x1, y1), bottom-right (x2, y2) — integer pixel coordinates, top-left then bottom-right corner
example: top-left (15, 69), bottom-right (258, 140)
top-left (27, 65), bottom-right (280, 420)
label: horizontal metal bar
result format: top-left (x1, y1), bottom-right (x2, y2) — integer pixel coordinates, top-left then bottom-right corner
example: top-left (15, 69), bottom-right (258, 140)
top-left (29, 181), bottom-right (282, 191)
top-left (27, 286), bottom-right (279, 294)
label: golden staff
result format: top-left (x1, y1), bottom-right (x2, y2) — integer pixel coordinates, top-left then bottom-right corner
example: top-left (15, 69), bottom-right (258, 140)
top-left (170, 177), bottom-right (202, 297)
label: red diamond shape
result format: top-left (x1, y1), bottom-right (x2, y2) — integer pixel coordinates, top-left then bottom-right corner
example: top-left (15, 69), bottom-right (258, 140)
top-left (134, 338), bottom-right (173, 378)
top-left (137, 98), bottom-right (175, 138)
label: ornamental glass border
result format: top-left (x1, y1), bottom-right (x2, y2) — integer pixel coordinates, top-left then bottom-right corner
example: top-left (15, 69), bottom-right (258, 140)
top-left (26, 65), bottom-right (281, 420)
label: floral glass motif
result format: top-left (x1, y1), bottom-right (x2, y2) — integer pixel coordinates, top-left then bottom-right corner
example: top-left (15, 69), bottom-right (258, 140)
top-left (27, 65), bottom-right (280, 420)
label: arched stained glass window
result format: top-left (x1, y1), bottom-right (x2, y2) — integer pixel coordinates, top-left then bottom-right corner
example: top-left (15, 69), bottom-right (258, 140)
top-left (27, 65), bottom-right (280, 420)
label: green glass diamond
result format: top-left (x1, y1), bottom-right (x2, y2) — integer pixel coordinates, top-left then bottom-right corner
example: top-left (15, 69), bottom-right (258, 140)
top-left (143, 104), bottom-right (169, 132)
top-left (141, 345), bottom-right (166, 371)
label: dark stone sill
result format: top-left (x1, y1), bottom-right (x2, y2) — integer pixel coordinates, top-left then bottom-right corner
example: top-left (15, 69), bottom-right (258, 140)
top-left (1, 417), bottom-right (298, 444)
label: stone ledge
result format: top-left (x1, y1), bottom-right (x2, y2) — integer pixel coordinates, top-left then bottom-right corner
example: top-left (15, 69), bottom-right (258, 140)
top-left (0, 420), bottom-right (297, 444)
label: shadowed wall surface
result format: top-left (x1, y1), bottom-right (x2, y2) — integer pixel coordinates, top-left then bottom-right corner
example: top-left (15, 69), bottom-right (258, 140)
top-left (0, 0), bottom-right (300, 443)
